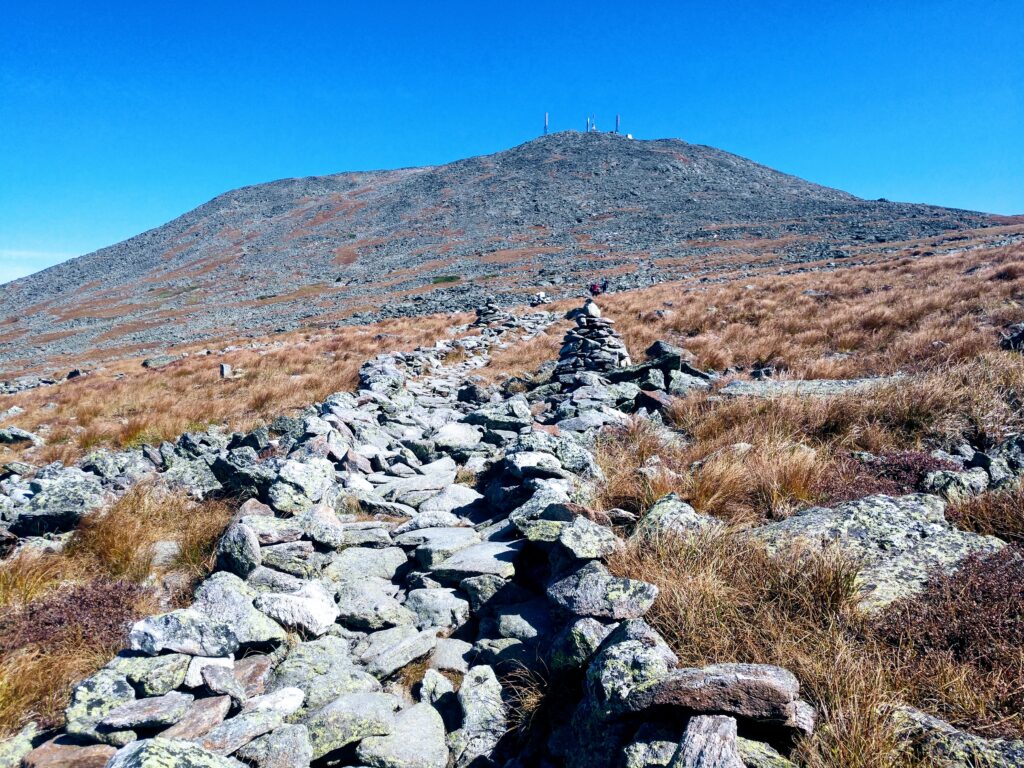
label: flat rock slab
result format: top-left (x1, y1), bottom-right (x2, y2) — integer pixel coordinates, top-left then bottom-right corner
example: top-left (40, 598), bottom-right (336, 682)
top-left (431, 540), bottom-right (525, 584)
top-left (102, 690), bottom-right (194, 729)
top-left (626, 663), bottom-right (813, 735)
top-left (719, 376), bottom-right (902, 398)
top-left (23, 737), bottom-right (117, 768)
top-left (751, 493), bottom-right (1004, 613)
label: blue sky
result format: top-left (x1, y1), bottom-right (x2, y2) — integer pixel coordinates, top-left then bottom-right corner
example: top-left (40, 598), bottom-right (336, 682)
top-left (1, 1), bottom-right (1021, 284)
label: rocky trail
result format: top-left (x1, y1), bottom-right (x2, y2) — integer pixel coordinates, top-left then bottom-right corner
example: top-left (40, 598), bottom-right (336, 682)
top-left (2, 301), bottom-right (1023, 768)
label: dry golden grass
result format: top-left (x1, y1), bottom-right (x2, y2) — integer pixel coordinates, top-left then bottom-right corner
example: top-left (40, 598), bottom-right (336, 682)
top-left (595, 242), bottom-right (1024, 379)
top-left (947, 488), bottom-right (1024, 544)
top-left (0, 312), bottom-right (470, 466)
top-left (0, 485), bottom-right (232, 735)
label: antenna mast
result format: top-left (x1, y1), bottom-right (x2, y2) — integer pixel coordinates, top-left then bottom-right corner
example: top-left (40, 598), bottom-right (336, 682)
top-left (615, 114), bottom-right (620, 134)
top-left (544, 112), bottom-right (549, 135)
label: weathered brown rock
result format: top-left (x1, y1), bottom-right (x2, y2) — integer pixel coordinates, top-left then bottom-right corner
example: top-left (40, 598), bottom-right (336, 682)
top-left (626, 663), bottom-right (814, 735)
top-left (159, 695), bottom-right (231, 740)
top-left (234, 655), bottom-right (275, 697)
top-left (22, 737), bottom-right (116, 768)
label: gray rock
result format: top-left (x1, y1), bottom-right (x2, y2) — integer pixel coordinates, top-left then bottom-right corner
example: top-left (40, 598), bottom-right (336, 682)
top-left (637, 493), bottom-right (723, 538)
top-left (405, 588), bottom-right (471, 630)
top-left (239, 515), bottom-right (304, 545)
top-left (357, 626), bottom-right (439, 678)
top-left (356, 702), bottom-right (449, 768)
top-left (201, 689), bottom-right (305, 755)
top-left (671, 715), bottom-right (744, 768)
top-left (324, 546), bottom-right (408, 582)
top-left (417, 484), bottom-right (483, 516)
top-left (253, 580), bottom-right (339, 636)
top-left (334, 578), bottom-right (417, 631)
top-left (448, 665), bottom-right (506, 768)
top-left (921, 467), bottom-right (990, 502)
top-left (547, 561), bottom-right (658, 619)
top-left (235, 724), bottom-right (313, 768)
top-left (431, 540), bottom-right (524, 584)
top-left (160, 696), bottom-right (232, 741)
top-left (431, 422), bottom-right (483, 452)
top-left (216, 522), bottom-right (262, 577)
top-left (260, 541), bottom-right (322, 578)
top-left (626, 664), bottom-right (814, 736)
top-left (0, 724), bottom-right (37, 767)
top-left (430, 638), bottom-right (474, 674)
top-left (301, 692), bottom-right (400, 760)
top-left (392, 509), bottom-right (464, 533)
top-left (194, 572), bottom-right (289, 646)
top-left (395, 526), bottom-right (481, 569)
top-left (185, 656), bottom-right (235, 689)
top-left (202, 664), bottom-right (248, 707)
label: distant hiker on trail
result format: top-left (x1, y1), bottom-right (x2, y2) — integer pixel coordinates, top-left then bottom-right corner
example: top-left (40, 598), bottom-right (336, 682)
top-left (601, 278), bottom-right (610, 294)
top-left (589, 282), bottom-right (603, 297)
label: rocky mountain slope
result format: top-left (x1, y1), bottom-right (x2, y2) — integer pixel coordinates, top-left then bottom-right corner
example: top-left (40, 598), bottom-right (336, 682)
top-left (0, 131), bottom-right (1006, 375)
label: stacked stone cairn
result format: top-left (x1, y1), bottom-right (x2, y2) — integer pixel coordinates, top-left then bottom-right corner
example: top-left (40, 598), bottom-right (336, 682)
top-left (471, 296), bottom-right (513, 329)
top-left (553, 300), bottom-right (631, 382)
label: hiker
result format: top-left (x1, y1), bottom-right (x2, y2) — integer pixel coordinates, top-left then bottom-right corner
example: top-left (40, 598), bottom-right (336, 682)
top-left (589, 282), bottom-right (603, 297)
top-left (600, 278), bottom-right (610, 294)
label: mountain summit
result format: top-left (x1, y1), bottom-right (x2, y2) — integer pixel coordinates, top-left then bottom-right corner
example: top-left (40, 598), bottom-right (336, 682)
top-left (0, 132), bottom-right (999, 372)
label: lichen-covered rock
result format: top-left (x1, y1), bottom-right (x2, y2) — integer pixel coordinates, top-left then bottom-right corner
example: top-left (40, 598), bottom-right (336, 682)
top-left (356, 702), bottom-right (449, 768)
top-left (547, 561), bottom-right (658, 619)
top-left (921, 467), bottom-right (990, 503)
top-left (549, 617), bottom-right (617, 671)
top-left (432, 540), bottom-right (524, 583)
top-left (556, 516), bottom-right (621, 561)
top-left (105, 653), bottom-right (190, 696)
top-left (200, 689), bottom-right (304, 756)
top-left (448, 665), bottom-right (506, 768)
top-left (301, 692), bottom-right (400, 760)
top-left (268, 635), bottom-right (379, 715)
top-left (235, 724), bottom-right (313, 768)
top-left (64, 668), bottom-right (137, 745)
top-left (751, 494), bottom-right (1004, 613)
top-left (0, 723), bottom-right (37, 767)
top-left (736, 737), bottom-right (797, 768)
top-left (216, 521), bottom-right (262, 577)
top-left (636, 493), bottom-right (723, 539)
top-left (892, 706), bottom-right (1024, 767)
top-left (107, 738), bottom-right (245, 767)
top-left (267, 459), bottom-right (335, 513)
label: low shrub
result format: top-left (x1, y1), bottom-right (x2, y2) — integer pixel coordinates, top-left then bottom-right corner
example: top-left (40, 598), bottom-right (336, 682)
top-left (871, 547), bottom-right (1024, 738)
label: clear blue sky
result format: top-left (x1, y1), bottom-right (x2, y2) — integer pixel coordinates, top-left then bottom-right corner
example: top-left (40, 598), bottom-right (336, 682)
top-left (1, 0), bottom-right (1021, 283)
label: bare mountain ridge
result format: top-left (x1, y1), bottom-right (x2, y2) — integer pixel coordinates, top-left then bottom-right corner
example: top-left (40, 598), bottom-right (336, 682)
top-left (0, 131), bottom-right (1001, 374)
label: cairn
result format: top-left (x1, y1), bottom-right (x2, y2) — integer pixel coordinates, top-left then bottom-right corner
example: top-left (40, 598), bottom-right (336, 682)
top-left (554, 300), bottom-right (631, 379)
top-left (471, 296), bottom-right (513, 328)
